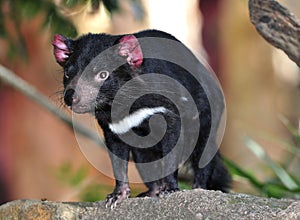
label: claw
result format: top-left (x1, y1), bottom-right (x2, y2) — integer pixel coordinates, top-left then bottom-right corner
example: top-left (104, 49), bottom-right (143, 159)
top-left (105, 185), bottom-right (130, 209)
top-left (159, 188), bottom-right (179, 197)
top-left (137, 186), bottom-right (179, 198)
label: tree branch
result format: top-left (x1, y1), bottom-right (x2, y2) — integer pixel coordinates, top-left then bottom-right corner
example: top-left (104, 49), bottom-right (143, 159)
top-left (249, 0), bottom-right (300, 67)
top-left (0, 64), bottom-right (104, 147)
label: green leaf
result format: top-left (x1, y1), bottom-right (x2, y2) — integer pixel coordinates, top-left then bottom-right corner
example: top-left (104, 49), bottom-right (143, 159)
top-left (20, 0), bottom-right (43, 19)
top-left (56, 162), bottom-right (87, 186)
top-left (79, 183), bottom-right (109, 202)
top-left (223, 157), bottom-right (264, 189)
top-left (56, 162), bottom-right (73, 184)
top-left (278, 115), bottom-right (300, 143)
top-left (263, 184), bottom-right (292, 198)
top-left (178, 181), bottom-right (192, 190)
top-left (43, 5), bottom-right (77, 37)
top-left (245, 137), bottom-right (299, 190)
top-left (70, 166), bottom-right (88, 186)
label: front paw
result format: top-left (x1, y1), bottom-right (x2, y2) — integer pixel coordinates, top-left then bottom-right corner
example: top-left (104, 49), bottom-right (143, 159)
top-left (159, 187), bottom-right (179, 197)
top-left (105, 187), bottom-right (130, 209)
top-left (137, 187), bottom-right (179, 198)
top-left (137, 190), bottom-right (159, 197)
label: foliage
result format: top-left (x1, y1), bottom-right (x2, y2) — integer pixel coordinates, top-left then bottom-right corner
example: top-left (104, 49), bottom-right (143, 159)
top-left (55, 161), bottom-right (143, 202)
top-left (55, 161), bottom-right (112, 201)
top-left (224, 117), bottom-right (300, 199)
top-left (0, 0), bottom-right (144, 60)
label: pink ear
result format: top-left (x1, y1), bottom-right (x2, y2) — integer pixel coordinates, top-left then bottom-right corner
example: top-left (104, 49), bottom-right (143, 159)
top-left (52, 34), bottom-right (72, 66)
top-left (118, 35), bottom-right (143, 69)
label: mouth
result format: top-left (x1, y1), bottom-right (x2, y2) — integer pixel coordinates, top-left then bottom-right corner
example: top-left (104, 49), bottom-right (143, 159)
top-left (69, 104), bottom-right (93, 114)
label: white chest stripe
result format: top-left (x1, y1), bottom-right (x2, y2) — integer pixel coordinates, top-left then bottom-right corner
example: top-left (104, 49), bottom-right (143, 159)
top-left (109, 107), bottom-right (167, 134)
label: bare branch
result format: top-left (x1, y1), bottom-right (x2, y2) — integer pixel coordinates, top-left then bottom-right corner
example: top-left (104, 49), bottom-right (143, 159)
top-left (249, 0), bottom-right (300, 67)
top-left (0, 64), bottom-right (104, 147)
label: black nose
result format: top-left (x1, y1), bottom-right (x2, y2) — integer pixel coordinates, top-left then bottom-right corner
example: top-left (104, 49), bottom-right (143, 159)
top-left (64, 89), bottom-right (80, 106)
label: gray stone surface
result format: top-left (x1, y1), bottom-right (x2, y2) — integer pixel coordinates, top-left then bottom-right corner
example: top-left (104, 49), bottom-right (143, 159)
top-left (1, 189), bottom-right (300, 220)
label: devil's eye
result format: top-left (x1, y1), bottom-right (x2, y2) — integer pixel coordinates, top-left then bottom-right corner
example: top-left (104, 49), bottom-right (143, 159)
top-left (100, 71), bottom-right (108, 79)
top-left (95, 70), bottom-right (109, 81)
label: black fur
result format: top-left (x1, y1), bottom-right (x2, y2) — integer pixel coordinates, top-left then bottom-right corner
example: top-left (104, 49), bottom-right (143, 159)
top-left (52, 29), bottom-right (231, 208)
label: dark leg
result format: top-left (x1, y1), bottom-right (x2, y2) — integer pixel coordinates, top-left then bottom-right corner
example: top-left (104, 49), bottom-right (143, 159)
top-left (192, 161), bottom-right (214, 189)
top-left (157, 114), bottom-right (181, 195)
top-left (192, 151), bottom-right (231, 192)
top-left (190, 135), bottom-right (214, 189)
top-left (206, 153), bottom-right (231, 192)
top-left (159, 171), bottom-right (179, 195)
top-left (131, 147), bottom-right (164, 197)
top-left (132, 111), bottom-right (181, 197)
top-left (136, 181), bottom-right (162, 197)
top-left (130, 142), bottom-right (179, 197)
top-left (105, 136), bottom-right (131, 208)
top-left (159, 141), bottom-right (180, 194)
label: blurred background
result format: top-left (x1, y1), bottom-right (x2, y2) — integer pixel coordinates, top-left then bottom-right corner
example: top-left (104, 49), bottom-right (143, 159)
top-left (0, 0), bottom-right (300, 204)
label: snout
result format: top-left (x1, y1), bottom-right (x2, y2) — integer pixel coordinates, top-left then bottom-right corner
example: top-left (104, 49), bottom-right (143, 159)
top-left (63, 87), bottom-right (97, 114)
top-left (64, 88), bottom-right (80, 107)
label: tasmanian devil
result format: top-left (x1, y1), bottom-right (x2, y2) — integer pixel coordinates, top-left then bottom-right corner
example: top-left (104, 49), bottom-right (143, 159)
top-left (52, 29), bottom-right (231, 208)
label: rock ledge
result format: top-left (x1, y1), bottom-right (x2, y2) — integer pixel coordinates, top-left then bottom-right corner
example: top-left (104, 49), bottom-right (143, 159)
top-left (1, 189), bottom-right (300, 219)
